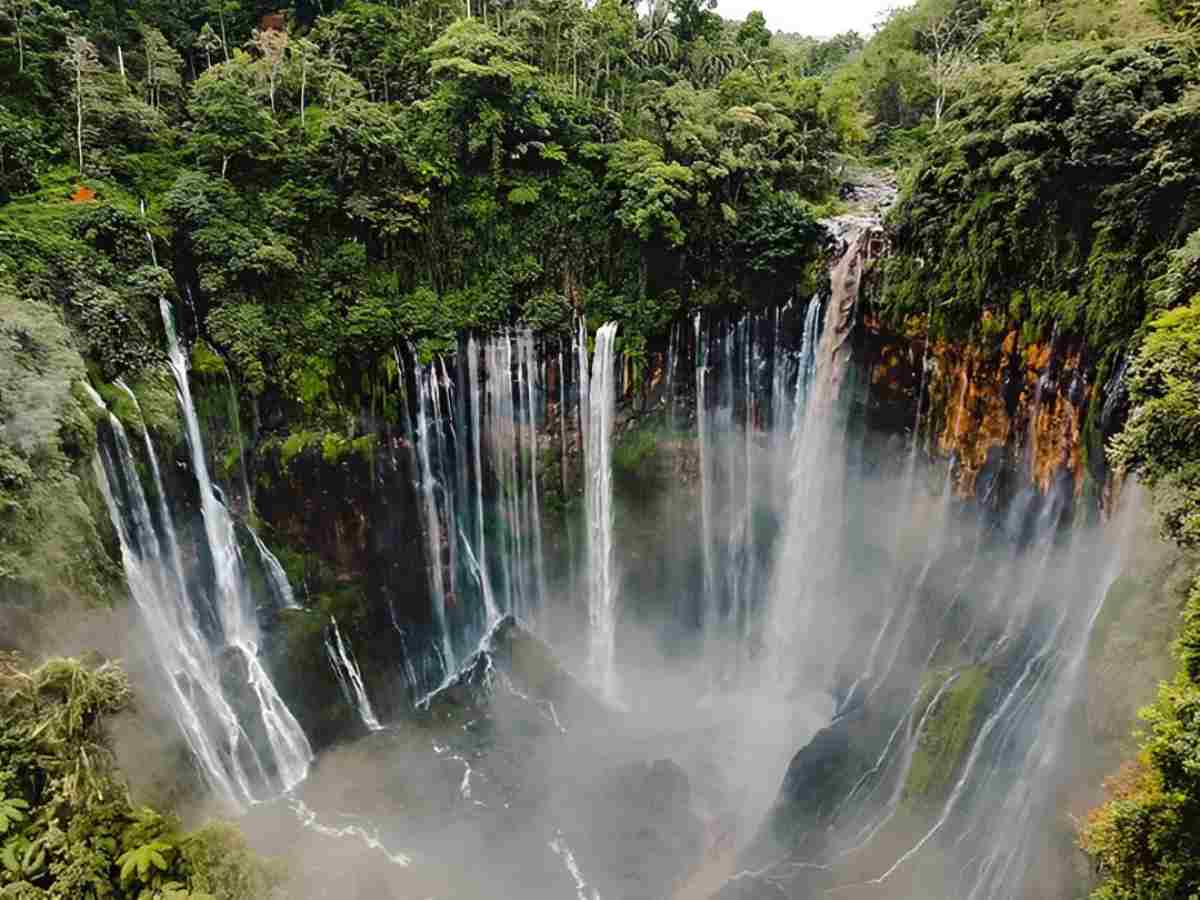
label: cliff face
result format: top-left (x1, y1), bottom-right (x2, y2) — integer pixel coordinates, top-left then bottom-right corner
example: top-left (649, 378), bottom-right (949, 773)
top-left (862, 316), bottom-right (1099, 508)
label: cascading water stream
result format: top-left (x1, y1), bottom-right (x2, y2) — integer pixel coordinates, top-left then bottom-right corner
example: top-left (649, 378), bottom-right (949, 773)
top-left (248, 529), bottom-right (301, 611)
top-left (401, 332), bottom-right (557, 687)
top-left (760, 231), bottom-right (868, 694)
top-left (694, 312), bottom-right (716, 630)
top-left (408, 352), bottom-right (455, 673)
top-left (580, 321), bottom-right (620, 701)
top-left (87, 385), bottom-right (263, 807)
top-left (325, 616), bottom-right (382, 731)
top-left (161, 297), bottom-right (313, 795)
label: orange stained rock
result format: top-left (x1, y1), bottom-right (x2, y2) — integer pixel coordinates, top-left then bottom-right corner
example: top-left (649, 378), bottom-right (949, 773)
top-left (867, 317), bottom-right (1090, 499)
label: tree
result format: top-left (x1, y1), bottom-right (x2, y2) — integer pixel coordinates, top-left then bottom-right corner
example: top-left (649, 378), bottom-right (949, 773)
top-left (670, 0), bottom-right (722, 46)
top-left (736, 10), bottom-right (771, 57)
top-left (250, 26), bottom-right (289, 115)
top-left (188, 54), bottom-right (278, 177)
top-left (0, 102), bottom-right (48, 196)
top-left (0, 0), bottom-right (34, 72)
top-left (61, 35), bottom-right (102, 175)
top-left (428, 18), bottom-right (538, 89)
top-left (590, 0), bottom-right (637, 109)
top-left (795, 30), bottom-right (864, 78)
top-left (141, 25), bottom-right (183, 110)
top-left (0, 655), bottom-right (283, 898)
top-left (194, 22), bottom-right (223, 72)
top-left (207, 0), bottom-right (236, 63)
top-left (0, 0), bottom-right (69, 102)
top-left (605, 138), bottom-right (694, 245)
top-left (637, 0), bottom-right (677, 65)
top-left (293, 36), bottom-right (318, 126)
top-left (921, 5), bottom-right (982, 128)
top-left (1080, 578), bottom-right (1200, 899)
top-left (1110, 273), bottom-right (1200, 547)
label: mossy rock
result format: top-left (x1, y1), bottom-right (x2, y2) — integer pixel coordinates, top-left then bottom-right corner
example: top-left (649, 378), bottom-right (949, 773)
top-left (1, 293), bottom-right (122, 609)
top-left (904, 665), bottom-right (989, 806)
top-left (613, 425), bottom-right (664, 493)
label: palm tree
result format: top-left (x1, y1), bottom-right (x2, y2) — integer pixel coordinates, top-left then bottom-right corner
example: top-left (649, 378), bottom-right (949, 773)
top-left (636, 0), bottom-right (676, 65)
top-left (691, 41), bottom-right (736, 86)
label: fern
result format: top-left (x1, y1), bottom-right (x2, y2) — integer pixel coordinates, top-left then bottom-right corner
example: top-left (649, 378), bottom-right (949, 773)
top-left (0, 796), bottom-right (28, 835)
top-left (117, 840), bottom-right (172, 884)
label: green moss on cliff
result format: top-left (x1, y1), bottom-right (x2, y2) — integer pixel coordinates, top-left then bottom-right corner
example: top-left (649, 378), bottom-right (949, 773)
top-left (879, 41), bottom-right (1200, 359)
top-left (0, 293), bottom-right (121, 609)
top-left (613, 427), bottom-right (662, 489)
top-left (904, 665), bottom-right (989, 806)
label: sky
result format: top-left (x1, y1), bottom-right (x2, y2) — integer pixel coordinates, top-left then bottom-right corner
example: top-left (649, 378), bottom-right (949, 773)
top-left (716, 0), bottom-right (902, 38)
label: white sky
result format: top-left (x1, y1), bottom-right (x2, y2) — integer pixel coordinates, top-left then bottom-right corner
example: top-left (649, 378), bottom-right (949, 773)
top-left (717, 0), bottom-right (902, 37)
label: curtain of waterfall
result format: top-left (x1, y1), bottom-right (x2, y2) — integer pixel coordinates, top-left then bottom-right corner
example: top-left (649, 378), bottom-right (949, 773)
top-left (160, 299), bottom-right (313, 797)
top-left (89, 377), bottom-right (311, 808)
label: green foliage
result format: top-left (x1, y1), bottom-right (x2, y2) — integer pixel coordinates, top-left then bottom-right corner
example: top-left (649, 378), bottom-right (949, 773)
top-left (187, 53), bottom-right (278, 176)
top-left (1111, 293), bottom-right (1200, 546)
top-left (1081, 575), bottom-right (1200, 899)
top-left (0, 104), bottom-right (49, 198)
top-left (0, 0), bottom-right (855, 465)
top-left (0, 798), bottom-right (28, 836)
top-left (0, 655), bottom-right (283, 899)
top-left (1149, 0), bottom-right (1200, 29)
top-left (0, 291), bottom-right (120, 609)
top-left (904, 665), bottom-right (989, 804)
top-left (879, 40), bottom-right (1200, 354)
top-left (604, 138), bottom-right (693, 245)
top-left (117, 840), bottom-right (172, 886)
top-left (613, 425), bottom-right (663, 494)
top-left (429, 19), bottom-right (538, 88)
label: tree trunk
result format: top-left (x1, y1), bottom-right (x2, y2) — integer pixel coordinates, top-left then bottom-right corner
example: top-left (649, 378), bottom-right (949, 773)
top-left (219, 8), bottom-right (230, 63)
top-left (75, 59), bottom-right (84, 176)
top-left (300, 62), bottom-right (307, 126)
top-left (605, 50), bottom-right (611, 110)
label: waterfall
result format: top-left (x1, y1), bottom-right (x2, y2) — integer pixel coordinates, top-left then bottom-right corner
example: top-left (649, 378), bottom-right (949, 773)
top-left (248, 529), bottom-right (300, 610)
top-left (760, 231), bottom-right (869, 692)
top-left (683, 305), bottom-right (821, 657)
top-left (401, 333), bottom-right (552, 681)
top-left (580, 321), bottom-right (620, 700)
top-left (409, 354), bottom-right (455, 672)
top-left (325, 617), bottom-right (382, 731)
top-left (160, 298), bottom-right (313, 796)
top-left (468, 335), bottom-right (498, 623)
top-left (520, 333), bottom-right (549, 613)
top-left (694, 312), bottom-right (716, 629)
top-left (88, 387), bottom-right (268, 807)
top-left (791, 293), bottom-right (823, 434)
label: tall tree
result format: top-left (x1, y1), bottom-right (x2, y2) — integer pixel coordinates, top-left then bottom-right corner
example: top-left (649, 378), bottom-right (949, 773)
top-left (669, 0), bottom-right (721, 46)
top-left (188, 53), bottom-right (277, 177)
top-left (250, 26), bottom-right (289, 114)
top-left (61, 35), bottom-right (102, 175)
top-left (141, 25), bottom-right (183, 110)
top-left (921, 5), bottom-right (981, 128)
top-left (194, 21), bottom-right (223, 71)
